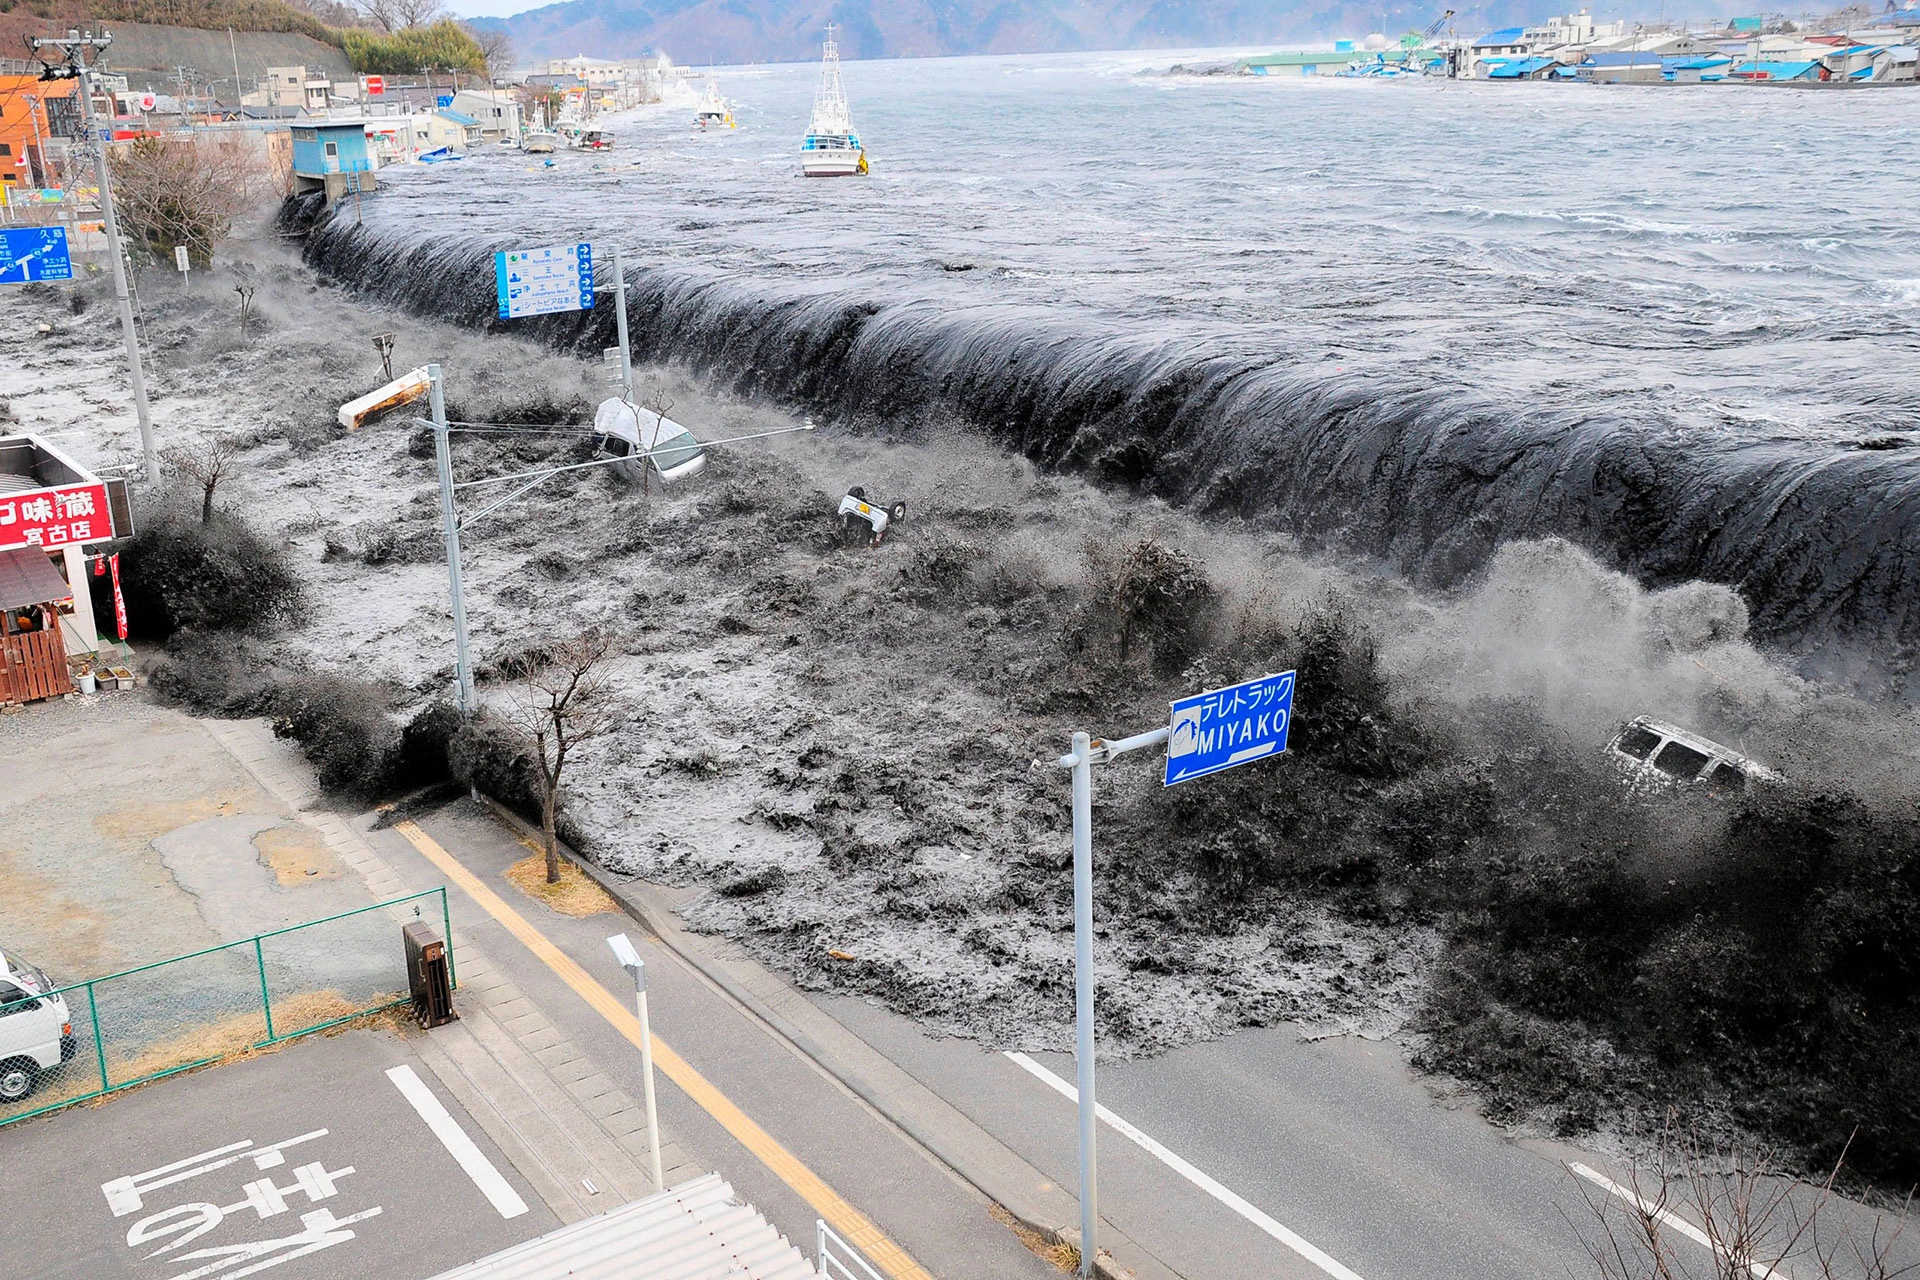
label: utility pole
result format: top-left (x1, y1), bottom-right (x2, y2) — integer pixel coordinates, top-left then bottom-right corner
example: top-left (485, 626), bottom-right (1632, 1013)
top-left (228, 27), bottom-right (243, 109)
top-left (31, 29), bottom-right (161, 486)
top-left (429, 364), bottom-right (476, 716)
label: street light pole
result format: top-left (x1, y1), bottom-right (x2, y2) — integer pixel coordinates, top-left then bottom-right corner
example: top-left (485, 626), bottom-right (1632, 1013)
top-left (33, 30), bottom-right (162, 486)
top-left (605, 933), bottom-right (665, 1190)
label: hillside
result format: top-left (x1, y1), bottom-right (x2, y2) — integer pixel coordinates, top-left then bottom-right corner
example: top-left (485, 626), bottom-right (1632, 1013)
top-left (475, 0), bottom-right (1547, 66)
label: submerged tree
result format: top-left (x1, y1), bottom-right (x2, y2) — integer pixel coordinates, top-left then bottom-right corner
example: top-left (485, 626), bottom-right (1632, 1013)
top-left (510, 628), bottom-right (618, 884)
top-left (162, 435), bottom-right (237, 525)
top-left (108, 136), bottom-right (266, 267)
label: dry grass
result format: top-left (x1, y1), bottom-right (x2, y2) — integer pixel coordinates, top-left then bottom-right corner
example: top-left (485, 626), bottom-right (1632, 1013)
top-left (504, 848), bottom-right (619, 917)
top-left (255, 825), bottom-right (345, 885)
top-left (990, 1204), bottom-right (1080, 1273)
top-left (106, 988), bottom-right (405, 1087)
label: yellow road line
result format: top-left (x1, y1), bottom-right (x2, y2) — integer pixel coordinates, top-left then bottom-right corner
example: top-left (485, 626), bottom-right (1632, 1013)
top-left (394, 820), bottom-right (934, 1280)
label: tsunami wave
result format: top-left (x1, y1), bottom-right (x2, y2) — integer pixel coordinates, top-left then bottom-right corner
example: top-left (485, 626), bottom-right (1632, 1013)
top-left (295, 203), bottom-right (1920, 700)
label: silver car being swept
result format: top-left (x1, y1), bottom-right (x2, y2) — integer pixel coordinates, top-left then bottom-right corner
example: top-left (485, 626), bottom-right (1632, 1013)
top-left (1607, 716), bottom-right (1779, 797)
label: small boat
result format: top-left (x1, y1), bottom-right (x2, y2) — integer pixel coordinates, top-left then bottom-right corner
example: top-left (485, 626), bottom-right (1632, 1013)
top-left (524, 130), bottom-right (559, 154)
top-left (694, 79), bottom-right (736, 130)
top-left (800, 26), bottom-right (866, 177)
top-left (417, 146), bottom-right (462, 163)
top-left (575, 129), bottom-right (613, 151)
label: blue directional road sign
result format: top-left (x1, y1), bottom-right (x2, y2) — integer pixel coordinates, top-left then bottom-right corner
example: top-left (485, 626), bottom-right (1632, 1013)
top-left (1163, 670), bottom-right (1296, 786)
top-left (494, 243), bottom-right (594, 320)
top-left (0, 226), bottom-right (73, 284)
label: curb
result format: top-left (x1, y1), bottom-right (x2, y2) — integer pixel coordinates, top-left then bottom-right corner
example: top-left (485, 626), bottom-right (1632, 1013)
top-left (470, 792), bottom-right (1149, 1280)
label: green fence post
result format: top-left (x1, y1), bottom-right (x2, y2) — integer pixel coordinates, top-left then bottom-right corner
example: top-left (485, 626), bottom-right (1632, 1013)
top-left (255, 937), bottom-right (276, 1043)
top-left (86, 981), bottom-right (107, 1094)
top-left (440, 887), bottom-right (457, 989)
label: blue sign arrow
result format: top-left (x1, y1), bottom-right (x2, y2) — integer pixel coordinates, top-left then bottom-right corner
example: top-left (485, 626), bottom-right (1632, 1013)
top-left (0, 226), bottom-right (73, 285)
top-left (1163, 670), bottom-right (1295, 786)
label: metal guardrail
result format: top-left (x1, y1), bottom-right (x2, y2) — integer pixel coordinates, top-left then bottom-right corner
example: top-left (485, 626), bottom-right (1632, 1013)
top-left (0, 887), bottom-right (452, 1128)
top-left (818, 1219), bottom-right (887, 1280)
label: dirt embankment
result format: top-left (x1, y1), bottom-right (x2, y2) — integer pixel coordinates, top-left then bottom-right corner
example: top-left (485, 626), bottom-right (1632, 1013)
top-left (9, 235), bottom-right (1920, 1188)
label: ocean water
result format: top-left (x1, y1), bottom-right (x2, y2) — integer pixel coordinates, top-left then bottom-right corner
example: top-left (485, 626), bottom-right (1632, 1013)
top-left (303, 52), bottom-right (1920, 691)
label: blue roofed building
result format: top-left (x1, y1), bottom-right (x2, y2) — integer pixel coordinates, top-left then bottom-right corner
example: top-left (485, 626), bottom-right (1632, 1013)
top-left (1483, 55), bottom-right (1562, 79)
top-left (1666, 55), bottom-right (1735, 82)
top-left (1729, 59), bottom-right (1829, 81)
top-left (1470, 25), bottom-right (1529, 75)
top-left (289, 120), bottom-right (375, 205)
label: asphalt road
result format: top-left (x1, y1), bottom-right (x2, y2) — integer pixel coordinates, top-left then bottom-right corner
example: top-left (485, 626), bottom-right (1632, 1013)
top-left (368, 804), bottom-right (1060, 1280)
top-left (826, 996), bottom-right (1604, 1280)
top-left (0, 1028), bottom-right (555, 1280)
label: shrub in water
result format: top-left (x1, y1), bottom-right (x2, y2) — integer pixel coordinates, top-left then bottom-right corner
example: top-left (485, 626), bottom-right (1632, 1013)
top-left (117, 496), bottom-right (301, 640)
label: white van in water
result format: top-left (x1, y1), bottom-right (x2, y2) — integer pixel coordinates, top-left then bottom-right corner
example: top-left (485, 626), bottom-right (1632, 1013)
top-left (0, 948), bottom-right (76, 1103)
top-left (593, 397), bottom-right (708, 486)
top-left (1607, 716), bottom-right (1779, 797)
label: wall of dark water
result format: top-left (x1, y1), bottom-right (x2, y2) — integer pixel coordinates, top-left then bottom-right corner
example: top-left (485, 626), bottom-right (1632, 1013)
top-left (297, 209), bottom-right (1920, 700)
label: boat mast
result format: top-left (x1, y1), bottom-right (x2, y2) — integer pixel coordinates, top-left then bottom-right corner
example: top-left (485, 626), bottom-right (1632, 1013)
top-left (812, 24), bottom-right (851, 135)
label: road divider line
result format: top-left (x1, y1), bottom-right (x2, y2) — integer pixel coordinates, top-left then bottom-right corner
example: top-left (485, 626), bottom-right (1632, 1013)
top-left (395, 819), bottom-right (933, 1280)
top-left (1568, 1161), bottom-right (1785, 1280)
top-left (1004, 1050), bottom-right (1368, 1280)
top-left (387, 1063), bottom-right (530, 1219)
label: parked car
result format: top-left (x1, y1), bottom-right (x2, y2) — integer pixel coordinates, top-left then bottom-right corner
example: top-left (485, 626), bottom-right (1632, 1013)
top-left (0, 948), bottom-right (76, 1104)
top-left (1607, 716), bottom-right (1778, 796)
top-left (594, 397), bottom-right (708, 486)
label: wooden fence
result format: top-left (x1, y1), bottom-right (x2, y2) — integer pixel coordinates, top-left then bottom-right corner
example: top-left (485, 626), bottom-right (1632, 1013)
top-left (0, 628), bottom-right (73, 704)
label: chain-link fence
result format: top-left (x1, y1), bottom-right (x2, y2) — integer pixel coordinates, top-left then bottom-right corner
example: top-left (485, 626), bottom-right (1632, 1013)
top-left (0, 888), bottom-right (452, 1128)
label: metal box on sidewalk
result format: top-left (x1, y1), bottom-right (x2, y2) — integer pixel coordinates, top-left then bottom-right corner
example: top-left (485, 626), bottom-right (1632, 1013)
top-left (403, 920), bottom-right (457, 1028)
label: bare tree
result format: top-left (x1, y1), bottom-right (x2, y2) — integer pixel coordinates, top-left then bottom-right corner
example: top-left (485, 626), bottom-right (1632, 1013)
top-left (465, 23), bottom-right (515, 81)
top-left (1573, 1118), bottom-right (1919, 1280)
top-left (510, 629), bottom-right (618, 883)
top-left (108, 135), bottom-right (268, 267)
top-left (162, 435), bottom-right (237, 525)
top-left (356, 0), bottom-right (448, 32)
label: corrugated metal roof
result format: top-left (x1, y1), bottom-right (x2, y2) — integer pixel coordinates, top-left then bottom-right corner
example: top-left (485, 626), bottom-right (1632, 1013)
top-left (0, 548), bottom-right (71, 611)
top-left (1486, 56), bottom-right (1557, 76)
top-left (1474, 26), bottom-right (1527, 45)
top-left (426, 1174), bottom-right (818, 1280)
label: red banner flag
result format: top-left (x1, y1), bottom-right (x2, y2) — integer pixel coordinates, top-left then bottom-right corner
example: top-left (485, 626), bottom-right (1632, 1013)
top-left (109, 552), bottom-right (127, 640)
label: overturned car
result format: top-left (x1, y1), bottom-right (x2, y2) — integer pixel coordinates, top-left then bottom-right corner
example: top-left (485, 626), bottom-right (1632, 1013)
top-left (1607, 716), bottom-right (1779, 797)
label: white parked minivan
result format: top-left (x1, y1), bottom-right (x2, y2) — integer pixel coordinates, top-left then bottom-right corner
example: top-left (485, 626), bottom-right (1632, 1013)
top-left (0, 948), bottom-right (76, 1104)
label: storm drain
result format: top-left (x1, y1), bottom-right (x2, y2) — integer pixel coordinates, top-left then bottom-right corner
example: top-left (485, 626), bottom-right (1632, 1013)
top-left (425, 1172), bottom-right (817, 1279)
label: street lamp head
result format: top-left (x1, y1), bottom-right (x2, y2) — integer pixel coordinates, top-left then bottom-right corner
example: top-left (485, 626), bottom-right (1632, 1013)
top-left (605, 932), bottom-right (646, 989)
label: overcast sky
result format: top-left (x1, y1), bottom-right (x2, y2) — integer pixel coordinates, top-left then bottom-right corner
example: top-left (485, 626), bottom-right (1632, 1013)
top-left (446, 0), bottom-right (535, 21)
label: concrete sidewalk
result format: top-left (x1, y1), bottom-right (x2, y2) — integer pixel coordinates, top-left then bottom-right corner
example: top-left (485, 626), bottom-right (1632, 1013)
top-left (203, 719), bottom-right (703, 1227)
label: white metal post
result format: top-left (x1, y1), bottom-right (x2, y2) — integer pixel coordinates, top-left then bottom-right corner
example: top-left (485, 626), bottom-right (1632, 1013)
top-left (634, 974), bottom-right (665, 1191)
top-left (72, 40), bottom-right (161, 486)
top-left (1070, 729), bottom-right (1097, 1277)
top-left (429, 364), bottom-right (474, 716)
top-left (612, 244), bottom-right (633, 403)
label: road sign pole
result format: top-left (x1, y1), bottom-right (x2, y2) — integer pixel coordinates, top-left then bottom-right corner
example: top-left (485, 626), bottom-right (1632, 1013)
top-left (72, 40), bottom-right (161, 486)
top-left (1069, 729), bottom-right (1098, 1278)
top-left (429, 363), bottom-right (474, 717)
top-left (612, 244), bottom-right (633, 404)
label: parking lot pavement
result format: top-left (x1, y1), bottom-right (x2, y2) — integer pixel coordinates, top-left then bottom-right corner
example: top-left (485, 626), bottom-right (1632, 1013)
top-left (0, 1027), bottom-right (557, 1280)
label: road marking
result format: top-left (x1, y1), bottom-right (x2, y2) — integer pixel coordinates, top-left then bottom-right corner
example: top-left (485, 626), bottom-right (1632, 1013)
top-left (386, 1064), bottom-right (529, 1220)
top-left (1004, 1050), bottom-right (1369, 1280)
top-left (1568, 1162), bottom-right (1784, 1279)
top-left (395, 819), bottom-right (932, 1280)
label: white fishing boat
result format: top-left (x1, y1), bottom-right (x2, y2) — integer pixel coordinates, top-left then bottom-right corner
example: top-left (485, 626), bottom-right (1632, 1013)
top-left (800, 26), bottom-right (866, 177)
top-left (524, 130), bottom-right (559, 154)
top-left (694, 79), bottom-right (735, 130)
